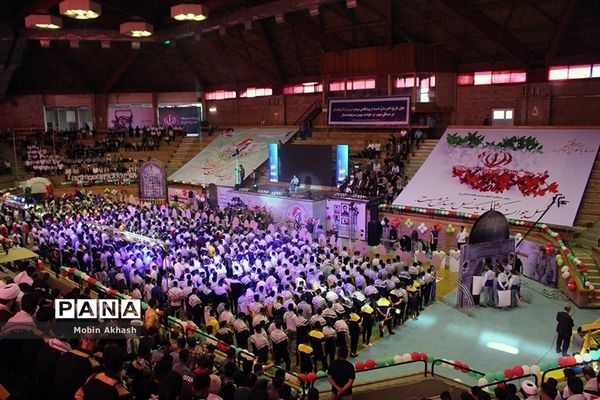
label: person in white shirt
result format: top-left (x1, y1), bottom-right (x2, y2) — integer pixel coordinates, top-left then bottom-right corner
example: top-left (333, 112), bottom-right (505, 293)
top-left (509, 272), bottom-right (520, 307)
top-left (456, 226), bottom-right (468, 249)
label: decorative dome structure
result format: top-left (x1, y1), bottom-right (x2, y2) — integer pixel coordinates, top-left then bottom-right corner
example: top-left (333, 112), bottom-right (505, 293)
top-left (468, 210), bottom-right (510, 244)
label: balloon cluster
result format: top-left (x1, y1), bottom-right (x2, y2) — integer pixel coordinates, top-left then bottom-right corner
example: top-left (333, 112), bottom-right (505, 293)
top-left (446, 224), bottom-right (456, 233)
top-left (405, 218), bottom-right (414, 228)
top-left (417, 223), bottom-right (428, 234)
top-left (390, 217), bottom-right (400, 228)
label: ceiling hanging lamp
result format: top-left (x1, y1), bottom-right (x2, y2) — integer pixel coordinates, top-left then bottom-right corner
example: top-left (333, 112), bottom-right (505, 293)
top-left (120, 21), bottom-right (154, 38)
top-left (171, 3), bottom-right (209, 21)
top-left (25, 14), bottom-right (63, 29)
top-left (59, 0), bottom-right (101, 20)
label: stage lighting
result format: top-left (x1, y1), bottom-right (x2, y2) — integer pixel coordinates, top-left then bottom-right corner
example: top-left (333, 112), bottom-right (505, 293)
top-left (25, 15), bottom-right (62, 30)
top-left (120, 22), bottom-right (154, 38)
top-left (59, 0), bottom-right (101, 20)
top-left (486, 341), bottom-right (520, 355)
top-left (171, 4), bottom-right (209, 21)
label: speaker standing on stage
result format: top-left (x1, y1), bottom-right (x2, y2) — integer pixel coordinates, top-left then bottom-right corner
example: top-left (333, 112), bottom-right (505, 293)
top-left (556, 305), bottom-right (574, 356)
top-left (290, 175), bottom-right (300, 192)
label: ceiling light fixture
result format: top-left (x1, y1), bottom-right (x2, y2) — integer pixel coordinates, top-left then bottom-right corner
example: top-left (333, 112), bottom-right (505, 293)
top-left (59, 0), bottom-right (101, 20)
top-left (120, 22), bottom-right (154, 38)
top-left (25, 14), bottom-right (62, 30)
top-left (171, 4), bottom-right (208, 21)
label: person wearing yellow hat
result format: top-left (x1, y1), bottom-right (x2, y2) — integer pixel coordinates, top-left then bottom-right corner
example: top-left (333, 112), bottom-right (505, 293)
top-left (360, 302), bottom-right (374, 347)
top-left (407, 282), bottom-right (421, 320)
top-left (376, 296), bottom-right (395, 337)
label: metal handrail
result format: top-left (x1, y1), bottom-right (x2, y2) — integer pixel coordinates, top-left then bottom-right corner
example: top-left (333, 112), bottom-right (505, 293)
top-left (430, 358), bottom-right (486, 378)
top-left (479, 373), bottom-right (539, 390)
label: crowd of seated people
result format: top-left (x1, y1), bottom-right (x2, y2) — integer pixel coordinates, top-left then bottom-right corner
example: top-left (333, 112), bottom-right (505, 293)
top-left (23, 145), bottom-right (64, 176)
top-left (108, 125), bottom-right (185, 143)
top-left (0, 188), bottom-right (438, 396)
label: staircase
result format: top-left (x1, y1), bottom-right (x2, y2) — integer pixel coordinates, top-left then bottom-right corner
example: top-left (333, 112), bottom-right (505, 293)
top-left (574, 152), bottom-right (600, 228)
top-left (570, 247), bottom-right (600, 307)
top-left (165, 136), bottom-right (216, 177)
top-left (405, 139), bottom-right (438, 178)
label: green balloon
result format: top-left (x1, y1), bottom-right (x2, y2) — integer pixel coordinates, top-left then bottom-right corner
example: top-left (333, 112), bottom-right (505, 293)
top-left (557, 259), bottom-right (564, 267)
top-left (316, 370), bottom-right (327, 378)
top-left (485, 374), bottom-right (495, 382)
top-left (549, 359), bottom-right (559, 369)
top-left (496, 372), bottom-right (506, 382)
top-left (386, 357), bottom-right (395, 366)
top-left (376, 359), bottom-right (387, 367)
top-left (427, 355), bottom-right (435, 363)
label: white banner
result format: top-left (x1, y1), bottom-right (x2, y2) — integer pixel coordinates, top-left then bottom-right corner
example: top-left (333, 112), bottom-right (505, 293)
top-left (168, 128), bottom-right (293, 187)
top-left (394, 127), bottom-right (600, 226)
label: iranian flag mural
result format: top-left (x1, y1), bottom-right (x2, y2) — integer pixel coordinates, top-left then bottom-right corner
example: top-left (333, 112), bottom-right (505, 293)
top-left (393, 128), bottom-right (600, 226)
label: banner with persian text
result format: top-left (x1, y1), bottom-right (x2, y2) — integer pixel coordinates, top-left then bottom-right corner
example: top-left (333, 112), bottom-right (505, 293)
top-left (107, 105), bottom-right (154, 129)
top-left (393, 127), bottom-right (600, 226)
top-left (328, 96), bottom-right (410, 126)
top-left (168, 128), bottom-right (293, 187)
top-left (158, 105), bottom-right (201, 134)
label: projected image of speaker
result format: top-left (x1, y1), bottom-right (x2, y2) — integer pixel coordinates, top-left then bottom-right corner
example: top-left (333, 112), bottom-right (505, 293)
top-left (279, 144), bottom-right (333, 187)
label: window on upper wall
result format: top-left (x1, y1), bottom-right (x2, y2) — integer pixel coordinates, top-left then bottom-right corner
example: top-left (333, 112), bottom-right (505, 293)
top-left (329, 78), bottom-right (376, 92)
top-left (283, 82), bottom-right (323, 95)
top-left (240, 87), bottom-right (273, 98)
top-left (394, 74), bottom-right (436, 102)
top-left (458, 70), bottom-right (527, 86)
top-left (548, 64), bottom-right (600, 81)
top-left (492, 108), bottom-right (514, 126)
top-left (205, 90), bottom-right (237, 100)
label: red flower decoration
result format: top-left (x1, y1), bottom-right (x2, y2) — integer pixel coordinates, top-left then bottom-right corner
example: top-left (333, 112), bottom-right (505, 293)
top-left (452, 166), bottom-right (558, 197)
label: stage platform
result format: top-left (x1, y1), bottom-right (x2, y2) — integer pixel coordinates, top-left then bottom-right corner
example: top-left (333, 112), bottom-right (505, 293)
top-left (217, 184), bottom-right (382, 240)
top-left (0, 247), bottom-right (38, 265)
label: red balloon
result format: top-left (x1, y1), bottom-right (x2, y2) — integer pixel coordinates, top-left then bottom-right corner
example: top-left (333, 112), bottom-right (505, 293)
top-left (307, 372), bottom-right (316, 382)
top-left (568, 356), bottom-right (576, 366)
top-left (454, 360), bottom-right (462, 370)
top-left (559, 357), bottom-right (568, 367)
top-left (591, 292), bottom-right (597, 300)
top-left (365, 359), bottom-right (376, 369)
top-left (298, 374), bottom-right (307, 383)
top-left (504, 368), bottom-right (514, 379)
top-left (580, 266), bottom-right (588, 273)
top-left (355, 361), bottom-right (365, 370)
top-left (545, 248), bottom-right (554, 256)
top-left (461, 363), bottom-right (470, 373)
top-left (568, 278), bottom-right (576, 285)
top-left (411, 352), bottom-right (420, 361)
top-left (512, 366), bottom-right (524, 377)
top-left (545, 241), bottom-right (553, 248)
top-left (567, 283), bottom-right (576, 292)
top-left (419, 353), bottom-right (428, 361)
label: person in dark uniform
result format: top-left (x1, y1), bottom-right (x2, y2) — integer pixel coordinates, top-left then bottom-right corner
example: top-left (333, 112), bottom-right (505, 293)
top-left (347, 312), bottom-right (361, 358)
top-left (556, 305), bottom-right (574, 356)
top-left (309, 322), bottom-right (328, 372)
top-left (360, 303), bottom-right (374, 347)
top-left (323, 322), bottom-right (337, 367)
top-left (376, 296), bottom-right (395, 337)
top-left (297, 336), bottom-right (314, 374)
top-left (269, 320), bottom-right (291, 371)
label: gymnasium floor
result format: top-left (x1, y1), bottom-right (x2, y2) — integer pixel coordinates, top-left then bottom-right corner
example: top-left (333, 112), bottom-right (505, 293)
top-left (316, 274), bottom-right (599, 390)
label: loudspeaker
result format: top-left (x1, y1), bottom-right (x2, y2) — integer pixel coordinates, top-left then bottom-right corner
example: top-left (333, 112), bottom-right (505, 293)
top-left (367, 220), bottom-right (381, 246)
top-left (369, 204), bottom-right (379, 222)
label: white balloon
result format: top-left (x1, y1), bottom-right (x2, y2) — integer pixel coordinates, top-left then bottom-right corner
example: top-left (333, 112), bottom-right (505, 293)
top-left (582, 353), bottom-right (592, 362)
top-left (589, 285), bottom-right (595, 290)
top-left (402, 353), bottom-right (412, 362)
top-left (530, 365), bottom-right (541, 375)
top-left (478, 378), bottom-right (489, 386)
top-left (561, 266), bottom-right (569, 273)
top-left (562, 271), bottom-right (570, 279)
top-left (522, 365), bottom-right (531, 375)
top-left (446, 360), bottom-right (454, 368)
top-left (585, 281), bottom-right (591, 287)
top-left (575, 354), bottom-right (583, 363)
top-left (393, 355), bottom-right (403, 364)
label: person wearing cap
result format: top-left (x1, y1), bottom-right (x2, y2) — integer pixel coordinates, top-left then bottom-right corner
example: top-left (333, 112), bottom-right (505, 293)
top-left (347, 311), bottom-right (361, 358)
top-left (0, 283), bottom-right (21, 322)
top-left (360, 302), bottom-right (374, 347)
top-left (521, 380), bottom-right (539, 400)
top-left (376, 296), bottom-right (395, 337)
top-left (309, 321), bottom-right (328, 371)
top-left (556, 305), bottom-right (574, 356)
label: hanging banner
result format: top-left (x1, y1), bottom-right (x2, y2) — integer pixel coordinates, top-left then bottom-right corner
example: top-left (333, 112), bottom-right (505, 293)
top-left (328, 96), bottom-right (410, 126)
top-left (393, 127), bottom-right (600, 226)
top-left (336, 144), bottom-right (349, 185)
top-left (107, 105), bottom-right (154, 129)
top-left (158, 105), bottom-right (201, 133)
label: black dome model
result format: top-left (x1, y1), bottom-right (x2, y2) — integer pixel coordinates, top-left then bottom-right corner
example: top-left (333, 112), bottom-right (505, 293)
top-left (468, 210), bottom-right (510, 245)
